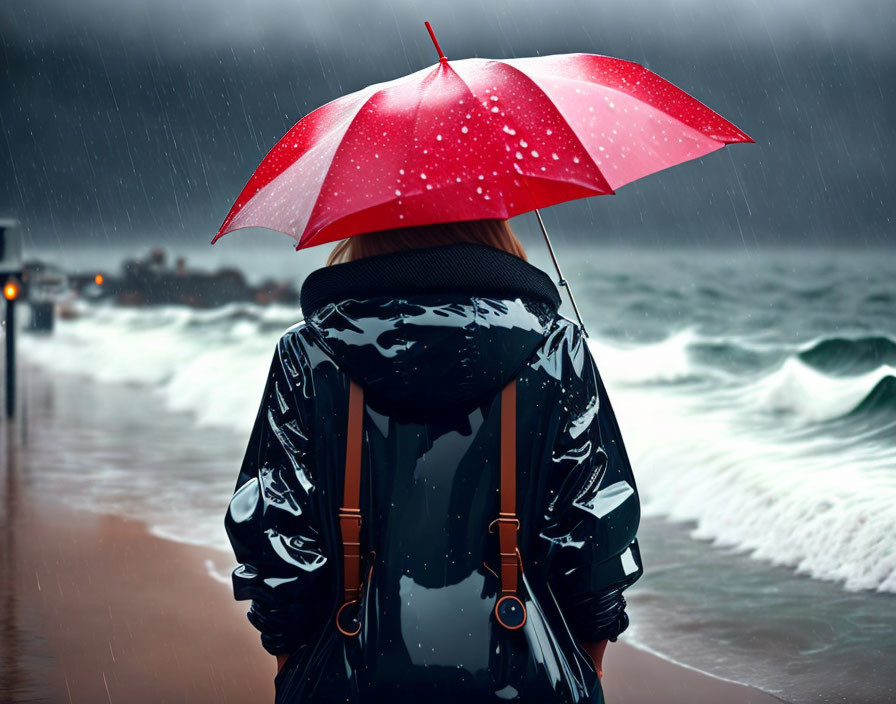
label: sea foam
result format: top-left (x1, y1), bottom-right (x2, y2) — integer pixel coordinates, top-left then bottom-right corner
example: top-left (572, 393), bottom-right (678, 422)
top-left (20, 301), bottom-right (896, 593)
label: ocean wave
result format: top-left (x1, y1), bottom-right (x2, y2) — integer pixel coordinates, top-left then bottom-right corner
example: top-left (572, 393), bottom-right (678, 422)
top-left (593, 334), bottom-right (896, 594)
top-left (844, 375), bottom-right (896, 419)
top-left (21, 300), bottom-right (296, 435)
top-left (735, 355), bottom-right (896, 424)
top-left (798, 335), bottom-right (896, 376)
top-left (20, 303), bottom-right (896, 593)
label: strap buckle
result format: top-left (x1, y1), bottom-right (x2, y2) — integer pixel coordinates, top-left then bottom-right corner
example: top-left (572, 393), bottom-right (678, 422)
top-left (488, 513), bottom-right (520, 533)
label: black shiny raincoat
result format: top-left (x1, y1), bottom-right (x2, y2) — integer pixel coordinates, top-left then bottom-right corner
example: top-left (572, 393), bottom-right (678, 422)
top-left (224, 243), bottom-right (643, 703)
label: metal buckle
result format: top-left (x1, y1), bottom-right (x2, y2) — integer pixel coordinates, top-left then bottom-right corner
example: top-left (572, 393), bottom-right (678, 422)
top-left (488, 514), bottom-right (520, 533)
top-left (494, 594), bottom-right (527, 630)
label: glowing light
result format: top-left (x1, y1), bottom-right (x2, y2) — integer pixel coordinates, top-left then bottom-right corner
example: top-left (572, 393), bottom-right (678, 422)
top-left (3, 280), bottom-right (20, 301)
top-left (94, 274), bottom-right (104, 286)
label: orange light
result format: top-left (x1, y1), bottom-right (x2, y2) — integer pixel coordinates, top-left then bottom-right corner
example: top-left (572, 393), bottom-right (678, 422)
top-left (3, 280), bottom-right (20, 301)
top-left (95, 274), bottom-right (104, 286)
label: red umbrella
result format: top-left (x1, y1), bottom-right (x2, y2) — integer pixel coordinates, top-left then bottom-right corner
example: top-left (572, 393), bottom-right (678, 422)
top-left (213, 22), bottom-right (752, 334)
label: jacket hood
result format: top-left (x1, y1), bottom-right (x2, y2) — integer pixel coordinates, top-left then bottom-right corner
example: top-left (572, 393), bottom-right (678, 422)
top-left (299, 242), bottom-right (562, 410)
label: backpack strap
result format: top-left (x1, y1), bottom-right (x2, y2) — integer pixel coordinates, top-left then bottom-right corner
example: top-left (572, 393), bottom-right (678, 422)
top-left (491, 378), bottom-right (527, 630)
top-left (336, 378), bottom-right (364, 636)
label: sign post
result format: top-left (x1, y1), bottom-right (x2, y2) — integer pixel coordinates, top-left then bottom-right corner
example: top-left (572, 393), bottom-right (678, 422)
top-left (1, 219), bottom-right (23, 418)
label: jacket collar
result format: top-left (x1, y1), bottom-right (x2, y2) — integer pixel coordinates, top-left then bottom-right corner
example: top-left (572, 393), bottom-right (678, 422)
top-left (299, 242), bottom-right (561, 318)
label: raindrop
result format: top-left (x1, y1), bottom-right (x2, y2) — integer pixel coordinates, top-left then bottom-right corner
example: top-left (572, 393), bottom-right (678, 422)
top-left (395, 189), bottom-right (402, 196)
top-left (531, 150), bottom-right (539, 158)
top-left (420, 173), bottom-right (427, 179)
top-left (461, 126), bottom-right (469, 134)
top-left (502, 126), bottom-right (516, 135)
top-left (520, 140), bottom-right (528, 148)
top-left (515, 151), bottom-right (523, 159)
top-left (436, 135), bottom-right (443, 141)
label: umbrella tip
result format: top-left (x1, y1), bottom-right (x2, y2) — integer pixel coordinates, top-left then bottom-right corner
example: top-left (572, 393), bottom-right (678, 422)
top-left (424, 21), bottom-right (448, 63)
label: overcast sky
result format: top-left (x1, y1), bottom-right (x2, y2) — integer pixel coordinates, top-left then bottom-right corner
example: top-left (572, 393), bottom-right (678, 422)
top-left (1, 0), bottom-right (893, 254)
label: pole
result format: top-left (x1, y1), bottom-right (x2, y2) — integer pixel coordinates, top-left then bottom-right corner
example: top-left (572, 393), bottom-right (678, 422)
top-left (424, 21), bottom-right (448, 63)
top-left (533, 209), bottom-right (589, 338)
top-left (5, 297), bottom-right (14, 417)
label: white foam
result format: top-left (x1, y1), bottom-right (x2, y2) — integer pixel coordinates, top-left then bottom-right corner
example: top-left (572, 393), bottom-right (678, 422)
top-left (22, 300), bottom-right (296, 436)
top-left (736, 355), bottom-right (895, 423)
top-left (589, 327), bottom-right (708, 385)
top-left (594, 337), bottom-right (896, 594)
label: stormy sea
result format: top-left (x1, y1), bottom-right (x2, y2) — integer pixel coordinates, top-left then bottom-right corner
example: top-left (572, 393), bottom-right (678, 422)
top-left (18, 243), bottom-right (896, 703)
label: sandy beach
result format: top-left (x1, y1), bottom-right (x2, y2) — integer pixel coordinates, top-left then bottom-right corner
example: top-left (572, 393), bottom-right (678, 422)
top-left (0, 364), bottom-right (783, 704)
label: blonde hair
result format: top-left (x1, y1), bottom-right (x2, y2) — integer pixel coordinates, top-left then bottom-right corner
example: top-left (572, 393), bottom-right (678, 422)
top-left (326, 219), bottom-right (527, 266)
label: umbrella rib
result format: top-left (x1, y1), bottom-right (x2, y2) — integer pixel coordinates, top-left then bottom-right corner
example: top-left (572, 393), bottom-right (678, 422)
top-left (440, 62), bottom-right (515, 218)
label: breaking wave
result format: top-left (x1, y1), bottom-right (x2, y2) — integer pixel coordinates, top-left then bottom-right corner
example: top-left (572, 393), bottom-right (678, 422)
top-left (19, 302), bottom-right (896, 593)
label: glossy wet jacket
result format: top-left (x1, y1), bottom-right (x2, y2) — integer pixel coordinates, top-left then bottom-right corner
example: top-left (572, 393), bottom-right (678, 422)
top-left (224, 243), bottom-right (643, 703)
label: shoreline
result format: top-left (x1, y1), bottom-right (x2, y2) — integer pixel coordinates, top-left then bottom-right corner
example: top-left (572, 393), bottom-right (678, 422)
top-left (2, 466), bottom-right (784, 704)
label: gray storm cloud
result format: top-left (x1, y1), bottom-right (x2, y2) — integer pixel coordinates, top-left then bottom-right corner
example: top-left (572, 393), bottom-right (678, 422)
top-left (1, 0), bottom-right (893, 250)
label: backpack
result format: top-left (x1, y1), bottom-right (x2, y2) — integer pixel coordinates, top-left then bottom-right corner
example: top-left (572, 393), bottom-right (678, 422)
top-left (334, 377), bottom-right (526, 636)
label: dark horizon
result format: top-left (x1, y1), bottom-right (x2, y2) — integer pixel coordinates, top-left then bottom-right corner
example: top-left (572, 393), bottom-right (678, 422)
top-left (1, 0), bottom-right (893, 252)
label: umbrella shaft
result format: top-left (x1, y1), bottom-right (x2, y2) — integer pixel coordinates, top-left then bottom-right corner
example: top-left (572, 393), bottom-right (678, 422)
top-left (533, 209), bottom-right (589, 338)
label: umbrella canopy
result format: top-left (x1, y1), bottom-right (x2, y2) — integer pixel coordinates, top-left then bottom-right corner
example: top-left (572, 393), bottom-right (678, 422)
top-left (213, 25), bottom-right (752, 251)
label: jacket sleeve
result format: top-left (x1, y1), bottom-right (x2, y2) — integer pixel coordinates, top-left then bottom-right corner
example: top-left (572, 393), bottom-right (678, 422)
top-left (541, 324), bottom-right (644, 644)
top-left (224, 334), bottom-right (332, 656)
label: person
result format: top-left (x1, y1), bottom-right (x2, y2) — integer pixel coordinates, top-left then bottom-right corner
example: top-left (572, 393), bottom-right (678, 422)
top-left (224, 219), bottom-right (643, 703)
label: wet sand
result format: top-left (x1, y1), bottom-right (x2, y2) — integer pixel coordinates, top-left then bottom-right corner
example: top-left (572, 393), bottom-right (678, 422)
top-left (0, 366), bottom-right (784, 703)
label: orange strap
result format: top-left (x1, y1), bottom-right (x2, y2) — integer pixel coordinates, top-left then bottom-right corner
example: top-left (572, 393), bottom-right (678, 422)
top-left (340, 379), bottom-right (364, 603)
top-left (495, 378), bottom-right (520, 594)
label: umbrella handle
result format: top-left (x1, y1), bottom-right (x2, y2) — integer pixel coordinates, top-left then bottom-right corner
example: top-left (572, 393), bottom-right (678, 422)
top-left (534, 209), bottom-right (589, 339)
